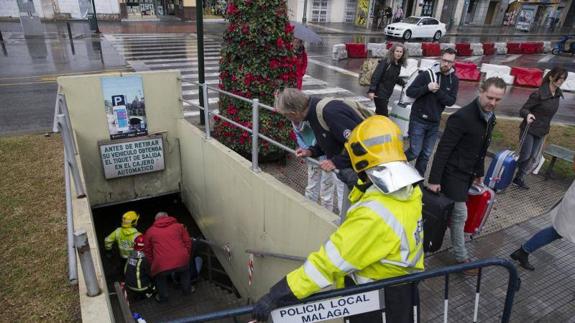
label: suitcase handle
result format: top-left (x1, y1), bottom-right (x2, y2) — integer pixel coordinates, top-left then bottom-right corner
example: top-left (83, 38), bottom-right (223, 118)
top-left (516, 121), bottom-right (531, 157)
top-left (468, 183), bottom-right (486, 195)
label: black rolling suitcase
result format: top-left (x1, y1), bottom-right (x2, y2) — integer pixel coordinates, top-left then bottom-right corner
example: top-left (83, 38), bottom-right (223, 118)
top-left (422, 188), bottom-right (454, 252)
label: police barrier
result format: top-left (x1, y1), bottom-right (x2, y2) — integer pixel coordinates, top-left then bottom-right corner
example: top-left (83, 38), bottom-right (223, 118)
top-left (162, 258), bottom-right (520, 323)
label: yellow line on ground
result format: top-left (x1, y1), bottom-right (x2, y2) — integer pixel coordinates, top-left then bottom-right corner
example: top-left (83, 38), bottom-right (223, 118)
top-left (0, 80), bottom-right (59, 86)
top-left (0, 68), bottom-right (131, 81)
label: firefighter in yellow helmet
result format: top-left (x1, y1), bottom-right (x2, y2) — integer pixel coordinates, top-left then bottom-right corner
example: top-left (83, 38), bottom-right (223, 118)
top-left (252, 116), bottom-right (424, 323)
top-left (104, 211), bottom-right (142, 261)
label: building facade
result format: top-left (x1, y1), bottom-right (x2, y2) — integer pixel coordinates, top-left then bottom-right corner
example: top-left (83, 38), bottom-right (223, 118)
top-left (0, 0), bottom-right (196, 20)
top-left (287, 0), bottom-right (574, 31)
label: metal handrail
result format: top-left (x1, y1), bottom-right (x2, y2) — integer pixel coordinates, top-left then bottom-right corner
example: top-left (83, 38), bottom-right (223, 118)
top-left (245, 249), bottom-right (306, 262)
top-left (161, 258), bottom-right (520, 323)
top-left (183, 83), bottom-right (324, 170)
top-left (193, 238), bottom-right (232, 262)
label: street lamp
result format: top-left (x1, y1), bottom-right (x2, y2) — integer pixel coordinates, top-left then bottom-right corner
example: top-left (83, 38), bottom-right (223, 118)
top-left (91, 0), bottom-right (101, 33)
top-left (302, 0), bottom-right (308, 24)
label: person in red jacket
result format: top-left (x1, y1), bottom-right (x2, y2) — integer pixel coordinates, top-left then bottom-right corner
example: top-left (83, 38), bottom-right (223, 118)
top-left (294, 38), bottom-right (308, 90)
top-left (144, 212), bottom-right (192, 303)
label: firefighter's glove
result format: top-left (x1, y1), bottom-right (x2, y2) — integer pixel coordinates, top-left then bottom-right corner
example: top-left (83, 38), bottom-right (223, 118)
top-left (336, 168), bottom-right (359, 190)
top-left (252, 277), bottom-right (296, 322)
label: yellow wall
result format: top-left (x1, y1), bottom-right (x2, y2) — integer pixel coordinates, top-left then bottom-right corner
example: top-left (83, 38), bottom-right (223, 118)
top-left (178, 121), bottom-right (339, 299)
top-left (183, 0), bottom-right (195, 7)
top-left (57, 71), bottom-right (183, 207)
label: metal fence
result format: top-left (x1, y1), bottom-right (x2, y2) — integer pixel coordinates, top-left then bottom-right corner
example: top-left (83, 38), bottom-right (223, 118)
top-left (163, 258), bottom-right (520, 323)
top-left (190, 82), bottom-right (322, 172)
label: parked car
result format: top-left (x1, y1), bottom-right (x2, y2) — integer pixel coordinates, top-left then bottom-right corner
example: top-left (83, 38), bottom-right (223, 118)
top-left (384, 16), bottom-right (446, 41)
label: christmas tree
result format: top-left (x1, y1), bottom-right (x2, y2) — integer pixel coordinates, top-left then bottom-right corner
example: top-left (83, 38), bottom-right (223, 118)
top-left (213, 0), bottom-right (298, 160)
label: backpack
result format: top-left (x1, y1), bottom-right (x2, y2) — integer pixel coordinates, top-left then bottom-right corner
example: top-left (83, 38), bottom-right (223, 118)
top-left (400, 68), bottom-right (436, 105)
top-left (358, 58), bottom-right (381, 86)
top-left (315, 97), bottom-right (374, 132)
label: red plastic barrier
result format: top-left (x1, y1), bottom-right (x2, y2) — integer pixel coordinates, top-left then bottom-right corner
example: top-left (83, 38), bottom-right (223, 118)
top-left (521, 42), bottom-right (543, 54)
top-left (345, 43), bottom-right (367, 58)
top-left (422, 42), bottom-right (441, 56)
top-left (511, 67), bottom-right (543, 87)
top-left (455, 61), bottom-right (480, 81)
top-left (507, 42), bottom-right (522, 54)
top-left (482, 42), bottom-right (495, 55)
top-left (455, 43), bottom-right (472, 56)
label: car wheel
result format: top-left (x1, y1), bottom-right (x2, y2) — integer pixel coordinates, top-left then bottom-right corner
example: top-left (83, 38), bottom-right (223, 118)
top-left (433, 31), bottom-right (442, 41)
top-left (551, 48), bottom-right (560, 55)
top-left (403, 30), bottom-right (412, 40)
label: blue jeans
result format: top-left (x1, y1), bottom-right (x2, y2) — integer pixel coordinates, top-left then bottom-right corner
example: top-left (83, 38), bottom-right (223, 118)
top-left (522, 226), bottom-right (562, 254)
top-left (405, 119), bottom-right (440, 176)
top-left (516, 133), bottom-right (543, 180)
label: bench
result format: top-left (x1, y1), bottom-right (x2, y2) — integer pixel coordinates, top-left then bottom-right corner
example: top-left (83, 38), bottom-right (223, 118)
top-left (544, 144), bottom-right (575, 180)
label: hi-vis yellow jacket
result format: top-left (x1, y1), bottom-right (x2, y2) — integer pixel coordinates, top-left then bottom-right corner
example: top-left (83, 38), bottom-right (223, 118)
top-left (287, 184), bottom-right (424, 299)
top-left (104, 227), bottom-right (142, 259)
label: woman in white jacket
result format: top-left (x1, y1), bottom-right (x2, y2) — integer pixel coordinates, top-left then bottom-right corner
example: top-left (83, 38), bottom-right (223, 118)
top-left (510, 155), bottom-right (575, 270)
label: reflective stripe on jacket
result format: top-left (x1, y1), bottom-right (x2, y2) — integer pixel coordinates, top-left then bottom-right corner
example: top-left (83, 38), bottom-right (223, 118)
top-left (104, 227), bottom-right (142, 259)
top-left (286, 185), bottom-right (424, 299)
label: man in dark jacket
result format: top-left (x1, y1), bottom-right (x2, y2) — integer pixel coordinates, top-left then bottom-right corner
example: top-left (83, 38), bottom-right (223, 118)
top-left (274, 88), bottom-right (365, 219)
top-left (144, 212), bottom-right (192, 302)
top-left (427, 77), bottom-right (506, 275)
top-left (405, 48), bottom-right (459, 176)
top-left (274, 88), bottom-right (363, 174)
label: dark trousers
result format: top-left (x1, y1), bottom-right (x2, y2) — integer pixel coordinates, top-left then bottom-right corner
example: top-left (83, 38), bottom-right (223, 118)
top-left (374, 97), bottom-right (390, 116)
top-left (155, 265), bottom-right (191, 301)
top-left (347, 280), bottom-right (419, 323)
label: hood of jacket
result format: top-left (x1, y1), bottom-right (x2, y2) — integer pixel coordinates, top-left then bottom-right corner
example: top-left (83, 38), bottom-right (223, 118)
top-left (152, 216), bottom-right (178, 228)
top-left (430, 63), bottom-right (455, 77)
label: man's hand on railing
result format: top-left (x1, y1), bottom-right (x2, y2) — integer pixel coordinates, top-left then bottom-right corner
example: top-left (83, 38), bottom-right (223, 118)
top-left (295, 148), bottom-right (312, 158)
top-left (252, 277), bottom-right (297, 322)
top-left (336, 168), bottom-right (359, 190)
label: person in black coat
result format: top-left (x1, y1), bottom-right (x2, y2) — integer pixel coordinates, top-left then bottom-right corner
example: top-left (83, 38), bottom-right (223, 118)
top-left (368, 43), bottom-right (408, 116)
top-left (513, 67), bottom-right (567, 189)
top-left (427, 77), bottom-right (507, 275)
top-left (404, 48), bottom-right (459, 177)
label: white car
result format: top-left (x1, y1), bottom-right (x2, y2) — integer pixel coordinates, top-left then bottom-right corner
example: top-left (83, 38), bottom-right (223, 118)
top-left (384, 16), bottom-right (446, 41)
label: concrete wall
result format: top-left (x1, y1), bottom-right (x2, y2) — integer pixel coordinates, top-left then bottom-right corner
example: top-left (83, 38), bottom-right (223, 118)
top-left (331, 1), bottom-right (346, 23)
top-left (178, 121), bottom-right (339, 299)
top-left (57, 71), bottom-right (183, 207)
top-left (71, 157), bottom-right (114, 323)
top-left (94, 0), bottom-right (120, 15)
top-left (0, 0), bottom-right (20, 18)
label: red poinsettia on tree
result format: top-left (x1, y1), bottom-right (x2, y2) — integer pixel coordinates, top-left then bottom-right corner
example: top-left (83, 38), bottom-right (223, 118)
top-left (212, 0), bottom-right (298, 160)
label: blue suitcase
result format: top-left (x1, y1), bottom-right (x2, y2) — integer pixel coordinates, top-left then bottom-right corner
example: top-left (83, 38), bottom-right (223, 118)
top-left (484, 150), bottom-right (517, 192)
top-left (485, 123), bottom-right (531, 193)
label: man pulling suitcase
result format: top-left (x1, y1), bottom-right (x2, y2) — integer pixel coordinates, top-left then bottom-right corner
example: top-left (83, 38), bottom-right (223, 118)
top-left (427, 77), bottom-right (506, 275)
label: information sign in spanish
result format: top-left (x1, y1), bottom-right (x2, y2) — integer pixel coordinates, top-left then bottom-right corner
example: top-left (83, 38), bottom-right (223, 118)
top-left (270, 290), bottom-right (381, 323)
top-left (99, 136), bottom-right (164, 179)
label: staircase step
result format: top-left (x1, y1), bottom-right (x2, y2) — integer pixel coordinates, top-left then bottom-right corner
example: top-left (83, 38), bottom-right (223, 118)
top-left (128, 280), bottom-right (247, 323)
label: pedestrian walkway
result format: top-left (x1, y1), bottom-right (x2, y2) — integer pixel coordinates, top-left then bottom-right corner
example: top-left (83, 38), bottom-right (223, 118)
top-left (104, 33), bottom-right (377, 118)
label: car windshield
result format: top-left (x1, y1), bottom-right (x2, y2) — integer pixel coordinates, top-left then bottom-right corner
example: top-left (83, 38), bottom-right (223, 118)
top-left (403, 17), bottom-right (420, 24)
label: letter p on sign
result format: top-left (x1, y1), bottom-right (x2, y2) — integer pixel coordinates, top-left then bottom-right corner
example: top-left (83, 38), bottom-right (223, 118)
top-left (112, 95), bottom-right (126, 106)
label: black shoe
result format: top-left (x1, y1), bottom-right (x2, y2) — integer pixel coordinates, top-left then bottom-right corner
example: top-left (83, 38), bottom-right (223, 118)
top-left (513, 178), bottom-right (530, 190)
top-left (510, 248), bottom-right (535, 271)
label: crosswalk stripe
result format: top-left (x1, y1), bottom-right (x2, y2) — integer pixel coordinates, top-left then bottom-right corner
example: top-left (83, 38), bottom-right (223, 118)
top-left (109, 33), bottom-right (367, 120)
top-left (144, 57), bottom-right (221, 64)
top-left (114, 46), bottom-right (221, 53)
top-left (501, 54), bottom-right (522, 63)
top-left (537, 54), bottom-right (554, 63)
top-left (303, 87), bottom-right (351, 95)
